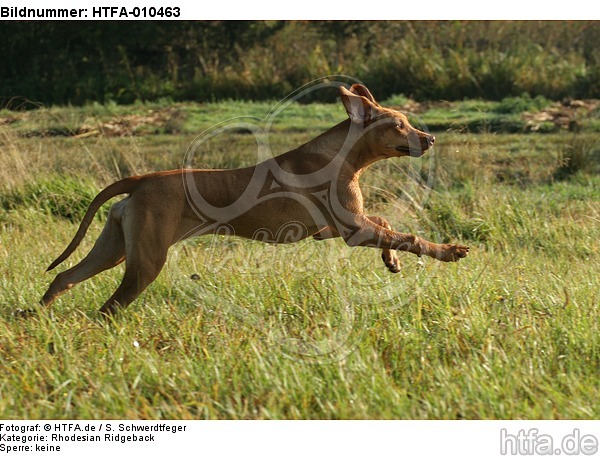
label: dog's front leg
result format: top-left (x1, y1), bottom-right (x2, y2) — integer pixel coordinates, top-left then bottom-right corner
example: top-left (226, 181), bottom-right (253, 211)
top-left (313, 216), bottom-right (401, 273)
top-left (362, 216), bottom-right (400, 272)
top-left (343, 215), bottom-right (469, 262)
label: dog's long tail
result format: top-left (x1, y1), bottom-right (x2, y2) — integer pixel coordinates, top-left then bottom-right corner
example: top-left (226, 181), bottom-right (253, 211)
top-left (46, 176), bottom-right (142, 271)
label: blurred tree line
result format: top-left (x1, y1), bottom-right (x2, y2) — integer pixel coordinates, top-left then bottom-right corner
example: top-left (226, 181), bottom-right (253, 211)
top-left (1, 21), bottom-right (598, 106)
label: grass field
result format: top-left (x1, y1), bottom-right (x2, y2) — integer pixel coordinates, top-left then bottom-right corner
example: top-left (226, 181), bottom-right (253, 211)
top-left (0, 98), bottom-right (599, 419)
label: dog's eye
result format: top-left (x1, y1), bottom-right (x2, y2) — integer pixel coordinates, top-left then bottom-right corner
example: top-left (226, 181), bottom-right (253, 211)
top-left (396, 122), bottom-right (404, 130)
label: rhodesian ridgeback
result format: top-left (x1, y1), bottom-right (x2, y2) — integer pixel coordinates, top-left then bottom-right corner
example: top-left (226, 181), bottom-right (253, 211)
top-left (41, 84), bottom-right (469, 316)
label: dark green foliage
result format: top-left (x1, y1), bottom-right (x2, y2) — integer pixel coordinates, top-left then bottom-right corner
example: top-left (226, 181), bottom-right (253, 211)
top-left (494, 94), bottom-right (553, 114)
top-left (1, 21), bottom-right (599, 106)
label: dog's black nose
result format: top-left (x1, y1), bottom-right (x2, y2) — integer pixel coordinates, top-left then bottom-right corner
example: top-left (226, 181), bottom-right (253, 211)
top-left (429, 135), bottom-right (435, 147)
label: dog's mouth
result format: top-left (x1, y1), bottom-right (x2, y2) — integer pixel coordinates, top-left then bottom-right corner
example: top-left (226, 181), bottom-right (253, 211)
top-left (396, 132), bottom-right (435, 157)
top-left (396, 145), bottom-right (427, 157)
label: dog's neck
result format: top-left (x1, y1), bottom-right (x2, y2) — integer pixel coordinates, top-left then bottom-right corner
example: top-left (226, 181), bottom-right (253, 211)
top-left (296, 119), bottom-right (385, 176)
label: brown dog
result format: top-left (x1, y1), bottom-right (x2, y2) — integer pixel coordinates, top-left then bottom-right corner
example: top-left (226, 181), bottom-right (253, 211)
top-left (41, 84), bottom-right (469, 316)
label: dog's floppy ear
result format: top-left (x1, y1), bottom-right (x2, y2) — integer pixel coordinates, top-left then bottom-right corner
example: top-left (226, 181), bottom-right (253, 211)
top-left (339, 85), bottom-right (381, 125)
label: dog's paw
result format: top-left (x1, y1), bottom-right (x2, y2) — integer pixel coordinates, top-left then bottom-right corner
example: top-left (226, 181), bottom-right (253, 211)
top-left (439, 244), bottom-right (470, 262)
top-left (382, 250), bottom-right (401, 273)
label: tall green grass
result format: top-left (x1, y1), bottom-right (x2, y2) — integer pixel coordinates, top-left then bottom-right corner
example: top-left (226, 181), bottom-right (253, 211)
top-left (0, 103), bottom-right (598, 419)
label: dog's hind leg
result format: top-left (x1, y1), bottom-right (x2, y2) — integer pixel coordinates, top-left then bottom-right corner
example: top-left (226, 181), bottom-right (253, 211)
top-left (41, 210), bottom-right (125, 307)
top-left (97, 260), bottom-right (165, 317)
top-left (98, 244), bottom-right (169, 317)
top-left (98, 208), bottom-right (172, 317)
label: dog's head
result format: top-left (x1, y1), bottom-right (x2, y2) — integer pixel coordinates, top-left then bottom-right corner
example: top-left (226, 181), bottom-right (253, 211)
top-left (339, 84), bottom-right (434, 158)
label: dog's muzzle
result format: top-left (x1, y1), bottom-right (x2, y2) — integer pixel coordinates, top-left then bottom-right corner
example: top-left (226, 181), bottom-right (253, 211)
top-left (398, 133), bottom-right (435, 156)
